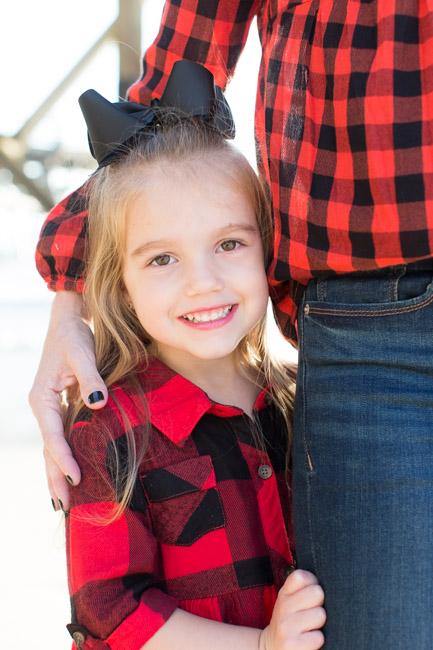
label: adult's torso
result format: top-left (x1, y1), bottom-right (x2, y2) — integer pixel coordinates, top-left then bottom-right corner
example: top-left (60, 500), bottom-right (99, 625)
top-left (255, 1), bottom-right (433, 337)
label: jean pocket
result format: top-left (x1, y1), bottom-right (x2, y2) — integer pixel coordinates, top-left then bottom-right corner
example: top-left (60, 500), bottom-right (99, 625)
top-left (304, 274), bottom-right (433, 319)
top-left (139, 456), bottom-right (226, 546)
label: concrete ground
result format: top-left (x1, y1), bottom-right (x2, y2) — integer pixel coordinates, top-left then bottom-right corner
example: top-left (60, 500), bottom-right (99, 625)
top-left (1, 444), bottom-right (71, 650)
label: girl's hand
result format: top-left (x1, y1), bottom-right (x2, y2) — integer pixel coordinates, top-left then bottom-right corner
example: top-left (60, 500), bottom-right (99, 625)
top-left (259, 570), bottom-right (326, 650)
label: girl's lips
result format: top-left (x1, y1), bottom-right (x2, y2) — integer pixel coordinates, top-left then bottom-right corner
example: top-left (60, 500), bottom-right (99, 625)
top-left (179, 304), bottom-right (238, 330)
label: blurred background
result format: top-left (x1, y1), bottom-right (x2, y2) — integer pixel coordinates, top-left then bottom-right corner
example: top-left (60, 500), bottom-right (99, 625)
top-left (0, 2), bottom-right (293, 648)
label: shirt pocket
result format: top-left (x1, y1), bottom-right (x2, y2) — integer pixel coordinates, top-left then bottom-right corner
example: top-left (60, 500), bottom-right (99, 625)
top-left (139, 456), bottom-right (226, 547)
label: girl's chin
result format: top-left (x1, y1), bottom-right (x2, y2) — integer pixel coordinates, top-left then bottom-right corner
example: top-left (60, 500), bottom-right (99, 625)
top-left (157, 347), bottom-right (239, 367)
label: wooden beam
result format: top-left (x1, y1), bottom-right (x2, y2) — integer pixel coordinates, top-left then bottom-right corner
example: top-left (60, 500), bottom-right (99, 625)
top-left (0, 140), bottom-right (54, 211)
top-left (117, 0), bottom-right (142, 99)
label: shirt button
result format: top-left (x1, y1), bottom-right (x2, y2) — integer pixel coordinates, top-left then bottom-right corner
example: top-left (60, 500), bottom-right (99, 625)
top-left (72, 631), bottom-right (86, 646)
top-left (258, 464), bottom-right (273, 479)
top-left (283, 564), bottom-right (297, 579)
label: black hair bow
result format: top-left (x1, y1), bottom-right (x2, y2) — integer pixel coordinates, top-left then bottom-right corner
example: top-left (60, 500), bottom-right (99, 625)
top-left (79, 60), bottom-right (235, 167)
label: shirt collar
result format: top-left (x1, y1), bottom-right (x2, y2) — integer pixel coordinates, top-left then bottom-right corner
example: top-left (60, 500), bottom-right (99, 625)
top-left (140, 357), bottom-right (267, 445)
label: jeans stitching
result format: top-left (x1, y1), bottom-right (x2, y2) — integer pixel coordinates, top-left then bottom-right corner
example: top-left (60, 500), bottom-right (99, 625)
top-left (305, 287), bottom-right (433, 317)
top-left (299, 303), bottom-right (318, 574)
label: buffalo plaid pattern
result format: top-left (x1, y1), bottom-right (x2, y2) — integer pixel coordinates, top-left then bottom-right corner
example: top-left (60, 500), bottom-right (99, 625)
top-left (65, 357), bottom-right (294, 650)
top-left (36, 1), bottom-right (433, 342)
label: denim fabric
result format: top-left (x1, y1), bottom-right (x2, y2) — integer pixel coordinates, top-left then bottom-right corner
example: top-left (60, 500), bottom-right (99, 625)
top-left (293, 261), bottom-right (433, 649)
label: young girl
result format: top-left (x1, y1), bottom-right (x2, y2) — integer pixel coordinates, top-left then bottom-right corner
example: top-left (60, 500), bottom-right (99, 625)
top-left (64, 65), bottom-right (325, 650)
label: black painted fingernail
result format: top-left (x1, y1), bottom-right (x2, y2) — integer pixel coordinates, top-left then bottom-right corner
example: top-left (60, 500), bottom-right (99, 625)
top-left (51, 498), bottom-right (57, 512)
top-left (88, 391), bottom-right (104, 404)
top-left (66, 475), bottom-right (74, 486)
top-left (58, 499), bottom-right (64, 512)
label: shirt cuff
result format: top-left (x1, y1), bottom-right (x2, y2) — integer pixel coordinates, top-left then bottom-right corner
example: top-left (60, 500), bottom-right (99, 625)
top-left (68, 592), bottom-right (179, 650)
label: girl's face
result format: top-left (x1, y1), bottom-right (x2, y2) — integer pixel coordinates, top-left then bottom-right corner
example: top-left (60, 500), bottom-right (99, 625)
top-left (122, 163), bottom-right (269, 375)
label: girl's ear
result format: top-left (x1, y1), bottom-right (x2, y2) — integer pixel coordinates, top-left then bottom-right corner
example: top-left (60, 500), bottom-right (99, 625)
top-left (121, 286), bottom-right (134, 311)
top-left (125, 294), bottom-right (135, 311)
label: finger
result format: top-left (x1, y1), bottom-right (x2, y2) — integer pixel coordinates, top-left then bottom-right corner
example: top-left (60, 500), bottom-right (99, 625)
top-left (70, 362), bottom-right (108, 410)
top-left (54, 317), bottom-right (108, 410)
top-left (287, 607), bottom-right (327, 636)
top-left (44, 448), bottom-right (72, 511)
top-left (44, 442), bottom-right (80, 511)
top-left (281, 569), bottom-right (320, 596)
top-left (45, 461), bottom-right (60, 511)
top-left (45, 429), bottom-right (81, 485)
top-left (296, 630), bottom-right (325, 650)
top-left (281, 584), bottom-right (325, 614)
top-left (30, 386), bottom-right (82, 488)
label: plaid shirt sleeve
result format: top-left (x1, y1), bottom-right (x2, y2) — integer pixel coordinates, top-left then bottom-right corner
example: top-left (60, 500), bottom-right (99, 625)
top-left (65, 401), bottom-right (179, 650)
top-left (35, 183), bottom-right (90, 292)
top-left (35, 0), bottom-right (260, 292)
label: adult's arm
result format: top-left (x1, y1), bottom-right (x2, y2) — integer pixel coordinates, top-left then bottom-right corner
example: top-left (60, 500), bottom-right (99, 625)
top-left (32, 1), bottom-right (260, 508)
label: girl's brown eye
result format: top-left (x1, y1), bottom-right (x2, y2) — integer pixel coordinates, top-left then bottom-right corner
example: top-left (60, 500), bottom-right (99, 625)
top-left (220, 240), bottom-right (238, 251)
top-left (151, 254), bottom-right (172, 266)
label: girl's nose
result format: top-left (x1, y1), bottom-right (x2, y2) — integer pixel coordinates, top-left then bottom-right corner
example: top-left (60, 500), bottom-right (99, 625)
top-left (184, 258), bottom-right (224, 296)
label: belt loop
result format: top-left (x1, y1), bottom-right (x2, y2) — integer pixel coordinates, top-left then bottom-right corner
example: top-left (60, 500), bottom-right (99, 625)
top-left (317, 277), bottom-right (326, 302)
top-left (389, 264), bottom-right (406, 302)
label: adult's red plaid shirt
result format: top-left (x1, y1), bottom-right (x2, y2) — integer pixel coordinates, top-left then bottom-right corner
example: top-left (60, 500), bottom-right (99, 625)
top-left (36, 1), bottom-right (433, 342)
top-left (65, 357), bottom-right (294, 650)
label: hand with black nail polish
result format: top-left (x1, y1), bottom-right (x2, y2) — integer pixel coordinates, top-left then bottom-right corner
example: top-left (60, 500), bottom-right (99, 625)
top-left (29, 292), bottom-right (108, 510)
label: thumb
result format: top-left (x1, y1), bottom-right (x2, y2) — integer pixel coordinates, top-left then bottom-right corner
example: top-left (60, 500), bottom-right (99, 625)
top-left (80, 372), bottom-right (108, 409)
top-left (68, 349), bottom-right (108, 410)
top-left (281, 569), bottom-right (319, 596)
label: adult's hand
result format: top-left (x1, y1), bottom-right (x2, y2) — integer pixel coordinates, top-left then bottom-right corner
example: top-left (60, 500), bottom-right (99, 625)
top-left (29, 291), bottom-right (107, 510)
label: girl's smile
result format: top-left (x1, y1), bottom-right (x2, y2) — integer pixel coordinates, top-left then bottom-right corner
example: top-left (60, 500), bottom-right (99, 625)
top-left (180, 304), bottom-right (236, 327)
top-left (122, 164), bottom-right (269, 381)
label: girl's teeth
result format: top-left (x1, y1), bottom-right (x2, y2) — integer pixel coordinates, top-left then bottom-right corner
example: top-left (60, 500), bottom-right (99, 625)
top-left (184, 306), bottom-right (232, 323)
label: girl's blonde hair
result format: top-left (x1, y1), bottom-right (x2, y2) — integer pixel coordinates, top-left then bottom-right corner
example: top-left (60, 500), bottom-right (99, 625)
top-left (66, 113), bottom-right (296, 517)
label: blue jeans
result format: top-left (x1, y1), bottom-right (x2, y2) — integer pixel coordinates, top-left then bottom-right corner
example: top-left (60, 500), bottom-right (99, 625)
top-left (293, 261), bottom-right (433, 649)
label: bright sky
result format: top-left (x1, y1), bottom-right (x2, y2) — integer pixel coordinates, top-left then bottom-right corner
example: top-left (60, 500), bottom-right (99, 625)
top-left (2, 0), bottom-right (261, 163)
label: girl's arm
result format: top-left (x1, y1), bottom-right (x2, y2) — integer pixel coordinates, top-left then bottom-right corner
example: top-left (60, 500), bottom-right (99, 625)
top-left (143, 571), bottom-right (325, 650)
top-left (143, 609), bottom-right (262, 650)
top-left (66, 409), bottom-right (180, 649)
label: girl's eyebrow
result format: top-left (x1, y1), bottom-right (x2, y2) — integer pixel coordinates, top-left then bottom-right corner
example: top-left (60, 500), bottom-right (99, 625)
top-left (131, 240), bottom-right (172, 258)
top-left (130, 223), bottom-right (258, 258)
top-left (215, 222), bottom-right (258, 235)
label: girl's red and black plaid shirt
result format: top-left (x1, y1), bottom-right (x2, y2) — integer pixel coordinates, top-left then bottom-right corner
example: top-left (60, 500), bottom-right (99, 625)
top-left (36, 2), bottom-right (433, 342)
top-left (65, 357), bottom-right (294, 650)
